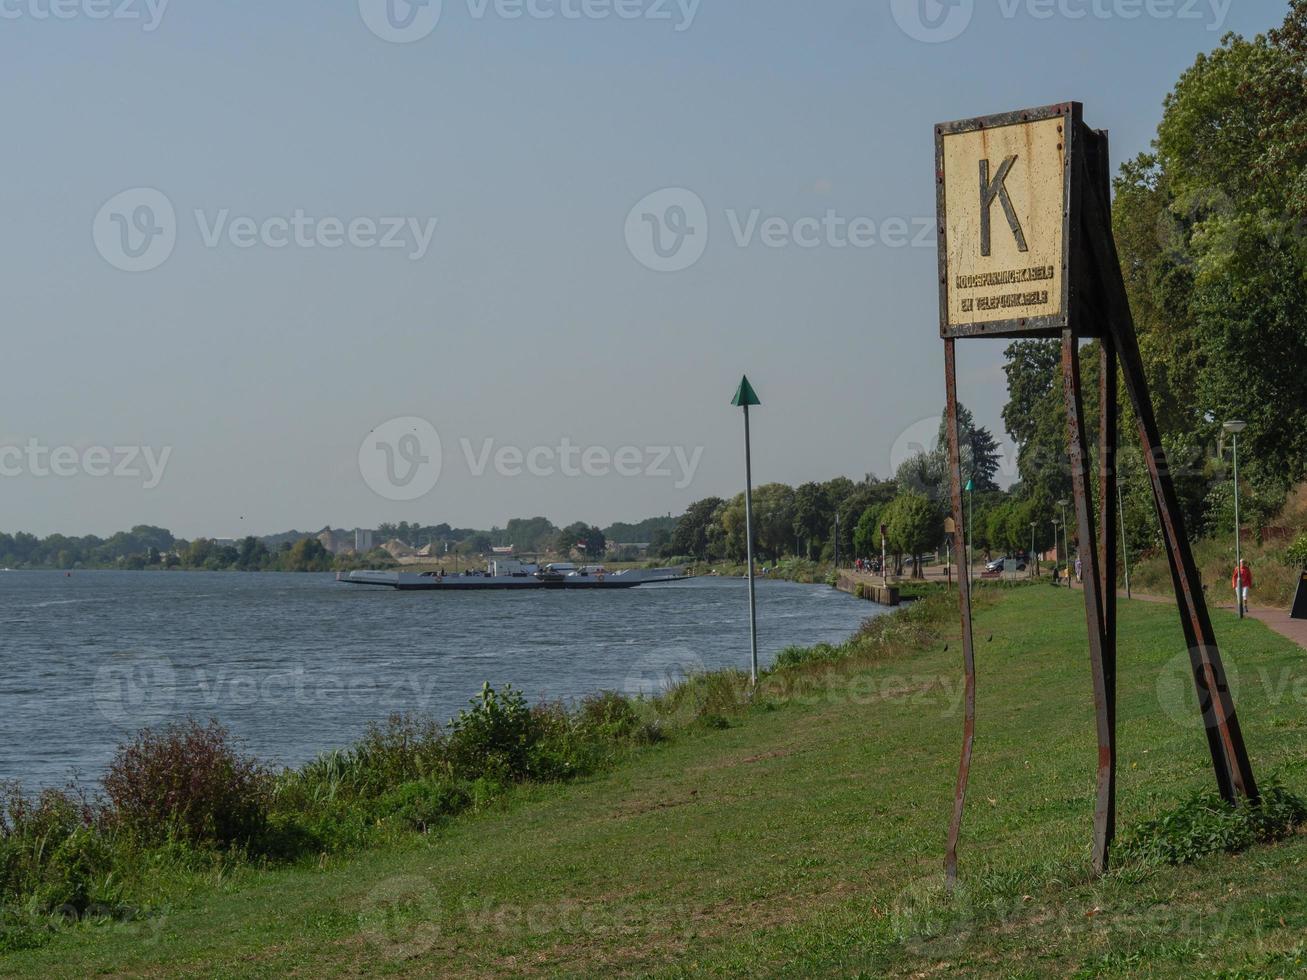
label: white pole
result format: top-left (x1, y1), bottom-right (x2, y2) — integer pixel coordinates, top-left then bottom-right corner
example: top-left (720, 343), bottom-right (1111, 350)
top-left (1233, 432), bottom-right (1243, 619)
top-left (743, 404), bottom-right (759, 683)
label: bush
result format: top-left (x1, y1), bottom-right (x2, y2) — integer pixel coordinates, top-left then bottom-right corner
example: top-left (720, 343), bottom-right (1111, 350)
top-left (447, 684), bottom-right (541, 783)
top-left (0, 784), bottom-right (105, 913)
top-left (103, 720), bottom-right (270, 849)
top-left (575, 691), bottom-right (643, 743)
top-left (374, 779), bottom-right (470, 833)
top-left (34, 827), bottom-right (117, 914)
top-left (1119, 781), bottom-right (1307, 867)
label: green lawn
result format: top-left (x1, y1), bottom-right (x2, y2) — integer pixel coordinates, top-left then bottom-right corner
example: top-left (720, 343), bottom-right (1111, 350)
top-left (5, 587), bottom-right (1307, 978)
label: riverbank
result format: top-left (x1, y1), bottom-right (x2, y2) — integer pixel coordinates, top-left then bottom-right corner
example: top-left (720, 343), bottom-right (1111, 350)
top-left (6, 586), bottom-right (1307, 975)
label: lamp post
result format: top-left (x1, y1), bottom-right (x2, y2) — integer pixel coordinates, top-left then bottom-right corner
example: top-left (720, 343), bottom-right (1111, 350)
top-left (1058, 498), bottom-right (1071, 588)
top-left (1224, 420), bottom-right (1248, 618)
top-left (965, 478), bottom-right (975, 582)
top-left (1030, 521), bottom-right (1037, 579)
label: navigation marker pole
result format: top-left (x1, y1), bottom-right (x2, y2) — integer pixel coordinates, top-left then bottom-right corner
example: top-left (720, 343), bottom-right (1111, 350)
top-left (732, 375), bottom-right (763, 686)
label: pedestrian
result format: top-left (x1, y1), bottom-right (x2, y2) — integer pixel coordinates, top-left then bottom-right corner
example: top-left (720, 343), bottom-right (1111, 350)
top-left (1232, 559), bottom-right (1253, 613)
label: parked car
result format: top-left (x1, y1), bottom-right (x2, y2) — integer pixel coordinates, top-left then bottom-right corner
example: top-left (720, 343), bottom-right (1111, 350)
top-left (987, 556), bottom-right (1028, 573)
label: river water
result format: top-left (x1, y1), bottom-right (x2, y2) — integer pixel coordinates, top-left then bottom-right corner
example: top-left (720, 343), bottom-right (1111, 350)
top-left (0, 571), bottom-right (883, 788)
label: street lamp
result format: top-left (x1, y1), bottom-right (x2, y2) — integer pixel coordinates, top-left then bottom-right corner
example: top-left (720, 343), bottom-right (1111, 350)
top-left (1030, 521), bottom-right (1037, 579)
top-left (1224, 420), bottom-right (1248, 618)
top-left (1058, 498), bottom-right (1071, 588)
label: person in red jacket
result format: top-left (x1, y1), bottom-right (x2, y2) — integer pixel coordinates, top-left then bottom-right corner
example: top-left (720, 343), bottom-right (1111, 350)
top-left (1232, 559), bottom-right (1253, 615)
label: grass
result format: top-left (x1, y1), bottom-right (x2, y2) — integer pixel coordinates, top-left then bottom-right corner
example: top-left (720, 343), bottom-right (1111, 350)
top-left (5, 586), bottom-right (1307, 976)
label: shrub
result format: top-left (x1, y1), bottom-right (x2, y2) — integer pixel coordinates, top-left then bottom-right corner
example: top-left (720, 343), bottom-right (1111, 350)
top-left (288, 714), bottom-right (448, 805)
top-left (34, 827), bottom-right (117, 914)
top-left (373, 779), bottom-right (470, 833)
top-left (447, 684), bottom-right (540, 783)
top-left (575, 691), bottom-right (641, 742)
top-left (0, 784), bottom-right (112, 915)
top-left (1119, 781), bottom-right (1307, 867)
top-left (103, 720), bottom-right (270, 849)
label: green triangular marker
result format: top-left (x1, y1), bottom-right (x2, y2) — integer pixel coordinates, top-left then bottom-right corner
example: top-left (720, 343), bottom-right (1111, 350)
top-left (731, 375), bottom-right (761, 408)
top-left (965, 479), bottom-right (974, 492)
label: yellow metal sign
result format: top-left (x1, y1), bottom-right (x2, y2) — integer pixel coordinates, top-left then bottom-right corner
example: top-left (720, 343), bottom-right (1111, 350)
top-left (936, 104), bottom-right (1078, 338)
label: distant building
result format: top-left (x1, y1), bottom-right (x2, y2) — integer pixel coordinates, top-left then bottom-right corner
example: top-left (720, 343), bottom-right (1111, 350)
top-left (316, 528), bottom-right (353, 555)
top-left (355, 528), bottom-right (375, 553)
top-left (382, 539), bottom-right (417, 560)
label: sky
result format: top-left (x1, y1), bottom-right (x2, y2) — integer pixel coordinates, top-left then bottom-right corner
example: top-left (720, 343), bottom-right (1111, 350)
top-left (0, 0), bottom-right (1287, 539)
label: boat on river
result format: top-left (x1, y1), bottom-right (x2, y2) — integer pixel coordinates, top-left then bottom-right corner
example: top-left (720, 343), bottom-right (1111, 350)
top-left (337, 561), bottom-right (690, 592)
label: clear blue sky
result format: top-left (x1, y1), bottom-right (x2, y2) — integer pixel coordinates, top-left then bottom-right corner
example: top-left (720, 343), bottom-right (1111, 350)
top-left (0, 0), bottom-right (1285, 538)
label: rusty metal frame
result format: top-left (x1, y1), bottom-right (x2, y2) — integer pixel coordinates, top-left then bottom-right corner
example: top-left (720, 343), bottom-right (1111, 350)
top-left (943, 337), bottom-right (976, 888)
top-left (938, 107), bottom-right (1259, 884)
top-left (1076, 131), bottom-right (1259, 806)
top-left (936, 102), bottom-right (1081, 340)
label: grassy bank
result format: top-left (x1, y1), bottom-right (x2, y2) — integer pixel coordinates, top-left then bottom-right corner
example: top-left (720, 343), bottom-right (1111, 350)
top-left (5, 586), bottom-right (1307, 976)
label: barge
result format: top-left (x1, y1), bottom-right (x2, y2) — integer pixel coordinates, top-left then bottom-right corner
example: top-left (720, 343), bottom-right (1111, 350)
top-left (337, 561), bottom-right (689, 592)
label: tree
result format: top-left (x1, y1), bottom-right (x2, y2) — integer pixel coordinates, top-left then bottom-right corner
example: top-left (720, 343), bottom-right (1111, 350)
top-left (720, 485), bottom-right (796, 562)
top-left (887, 493), bottom-right (945, 579)
top-left (852, 505), bottom-right (886, 562)
top-left (670, 497), bottom-right (725, 560)
top-left (895, 449), bottom-right (946, 501)
top-left (791, 482), bottom-right (832, 559)
top-left (1110, 5), bottom-right (1307, 497)
top-left (834, 479), bottom-right (898, 561)
top-left (503, 517), bottom-right (558, 554)
top-left (555, 523), bottom-right (605, 559)
top-left (939, 403), bottom-right (1002, 493)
